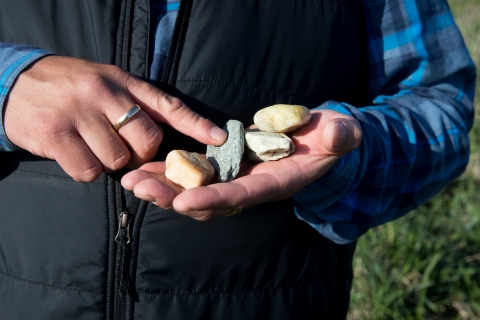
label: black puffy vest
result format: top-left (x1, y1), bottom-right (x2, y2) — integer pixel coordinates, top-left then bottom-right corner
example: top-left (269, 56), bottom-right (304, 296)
top-left (0, 0), bottom-right (364, 319)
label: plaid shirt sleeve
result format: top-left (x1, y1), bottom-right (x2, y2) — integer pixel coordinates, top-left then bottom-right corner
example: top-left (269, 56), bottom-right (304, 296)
top-left (292, 0), bottom-right (477, 244)
top-left (0, 43), bottom-right (51, 151)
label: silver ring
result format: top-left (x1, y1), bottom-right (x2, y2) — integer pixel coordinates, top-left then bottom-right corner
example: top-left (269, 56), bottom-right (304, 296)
top-left (113, 105), bottom-right (141, 131)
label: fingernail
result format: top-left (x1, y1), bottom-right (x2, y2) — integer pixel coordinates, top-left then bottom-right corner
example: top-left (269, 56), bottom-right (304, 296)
top-left (210, 126), bottom-right (227, 142)
top-left (332, 122), bottom-right (347, 149)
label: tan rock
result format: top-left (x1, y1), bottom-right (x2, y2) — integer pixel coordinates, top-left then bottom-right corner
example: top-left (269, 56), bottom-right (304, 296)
top-left (253, 104), bottom-right (311, 133)
top-left (165, 150), bottom-right (214, 189)
top-left (245, 129), bottom-right (295, 162)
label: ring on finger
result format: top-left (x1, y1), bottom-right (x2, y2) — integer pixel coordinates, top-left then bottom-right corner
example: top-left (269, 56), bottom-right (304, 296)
top-left (113, 105), bottom-right (141, 131)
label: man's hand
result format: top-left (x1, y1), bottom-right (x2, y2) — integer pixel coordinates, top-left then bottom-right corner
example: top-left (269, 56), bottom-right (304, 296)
top-left (4, 55), bottom-right (227, 182)
top-left (121, 110), bottom-right (362, 220)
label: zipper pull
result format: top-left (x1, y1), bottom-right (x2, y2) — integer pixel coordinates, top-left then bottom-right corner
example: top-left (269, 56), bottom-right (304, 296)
top-left (115, 211), bottom-right (132, 244)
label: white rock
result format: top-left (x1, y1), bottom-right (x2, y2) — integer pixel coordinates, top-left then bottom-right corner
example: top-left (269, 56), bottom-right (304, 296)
top-left (253, 104), bottom-right (311, 133)
top-left (245, 129), bottom-right (295, 162)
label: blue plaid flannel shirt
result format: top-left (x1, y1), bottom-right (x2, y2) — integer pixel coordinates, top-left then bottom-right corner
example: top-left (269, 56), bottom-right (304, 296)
top-left (0, 0), bottom-right (476, 244)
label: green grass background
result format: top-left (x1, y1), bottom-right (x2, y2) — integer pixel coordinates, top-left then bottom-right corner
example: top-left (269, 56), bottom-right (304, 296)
top-left (348, 1), bottom-right (480, 319)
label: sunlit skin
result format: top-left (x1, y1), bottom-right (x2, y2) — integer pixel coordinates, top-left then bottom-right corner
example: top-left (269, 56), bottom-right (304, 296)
top-left (122, 110), bottom-right (363, 220)
top-left (4, 55), bottom-right (227, 182)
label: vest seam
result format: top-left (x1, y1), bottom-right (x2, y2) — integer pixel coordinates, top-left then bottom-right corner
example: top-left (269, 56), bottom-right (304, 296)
top-left (144, 0), bottom-right (151, 79)
top-left (136, 282), bottom-right (321, 296)
top-left (176, 78), bottom-right (303, 99)
top-left (168, 0), bottom-right (192, 84)
top-left (0, 270), bottom-right (104, 295)
top-left (12, 169), bottom-right (106, 185)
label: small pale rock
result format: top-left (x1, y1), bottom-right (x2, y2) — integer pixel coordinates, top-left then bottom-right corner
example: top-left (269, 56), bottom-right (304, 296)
top-left (206, 120), bottom-right (244, 182)
top-left (254, 104), bottom-right (311, 133)
top-left (165, 150), bottom-right (214, 189)
top-left (245, 129), bottom-right (295, 162)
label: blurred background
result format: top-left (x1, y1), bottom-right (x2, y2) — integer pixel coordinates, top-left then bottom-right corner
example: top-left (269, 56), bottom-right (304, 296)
top-left (348, 0), bottom-right (480, 319)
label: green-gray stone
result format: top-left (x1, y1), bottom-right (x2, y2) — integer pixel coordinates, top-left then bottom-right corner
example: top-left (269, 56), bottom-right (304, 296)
top-left (206, 120), bottom-right (244, 182)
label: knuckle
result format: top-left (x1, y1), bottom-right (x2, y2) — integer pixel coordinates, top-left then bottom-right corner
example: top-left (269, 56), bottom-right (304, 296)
top-left (165, 96), bottom-right (204, 126)
top-left (34, 112), bottom-right (70, 140)
top-left (196, 117), bottom-right (213, 131)
top-left (132, 119), bottom-right (162, 158)
top-left (124, 72), bottom-right (142, 92)
top-left (104, 64), bottom-right (124, 75)
top-left (33, 113), bottom-right (55, 137)
top-left (143, 125), bottom-right (162, 151)
top-left (78, 73), bottom-right (105, 93)
top-left (107, 65), bottom-right (131, 86)
top-left (156, 94), bottom-right (207, 131)
top-left (74, 165), bottom-right (103, 182)
top-left (77, 72), bottom-right (117, 101)
top-left (98, 140), bottom-right (131, 171)
top-left (160, 94), bottom-right (184, 114)
top-left (109, 153), bottom-right (130, 171)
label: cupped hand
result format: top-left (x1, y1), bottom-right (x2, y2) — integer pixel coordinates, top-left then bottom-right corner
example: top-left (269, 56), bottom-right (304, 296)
top-left (121, 109), bottom-right (362, 220)
top-left (4, 55), bottom-right (226, 182)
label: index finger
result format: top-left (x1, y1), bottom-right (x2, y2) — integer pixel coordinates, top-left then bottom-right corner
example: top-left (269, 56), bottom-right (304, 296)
top-left (126, 75), bottom-right (227, 146)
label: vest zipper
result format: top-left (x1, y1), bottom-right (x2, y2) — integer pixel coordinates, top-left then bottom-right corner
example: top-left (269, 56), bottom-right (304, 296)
top-left (114, 1), bottom-right (136, 318)
top-left (113, 207), bottom-right (132, 320)
top-left (114, 0), bottom-right (187, 317)
top-left (113, 178), bottom-right (140, 320)
top-left (122, 0), bottom-right (134, 70)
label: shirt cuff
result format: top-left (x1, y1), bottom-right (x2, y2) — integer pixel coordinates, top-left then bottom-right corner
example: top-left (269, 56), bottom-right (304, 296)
top-left (291, 101), bottom-right (364, 243)
top-left (0, 43), bottom-right (52, 151)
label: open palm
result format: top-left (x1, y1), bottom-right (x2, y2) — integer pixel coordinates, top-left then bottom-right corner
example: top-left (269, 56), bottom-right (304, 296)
top-left (122, 109), bottom-right (362, 220)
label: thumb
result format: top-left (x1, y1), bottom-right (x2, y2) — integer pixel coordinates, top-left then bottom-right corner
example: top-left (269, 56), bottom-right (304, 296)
top-left (126, 75), bottom-right (227, 146)
top-left (321, 117), bottom-right (362, 154)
